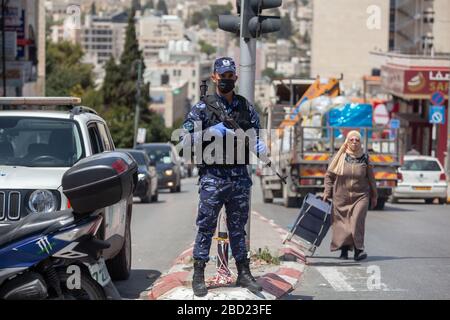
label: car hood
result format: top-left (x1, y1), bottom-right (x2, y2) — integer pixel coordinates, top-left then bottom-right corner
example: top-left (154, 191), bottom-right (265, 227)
top-left (0, 166), bottom-right (68, 190)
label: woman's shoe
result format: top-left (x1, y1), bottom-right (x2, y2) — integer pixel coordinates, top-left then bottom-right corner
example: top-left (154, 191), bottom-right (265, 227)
top-left (339, 247), bottom-right (349, 260)
top-left (354, 249), bottom-right (368, 261)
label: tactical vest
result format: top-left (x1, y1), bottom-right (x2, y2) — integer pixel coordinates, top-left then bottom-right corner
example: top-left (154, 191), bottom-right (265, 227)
top-left (198, 94), bottom-right (253, 167)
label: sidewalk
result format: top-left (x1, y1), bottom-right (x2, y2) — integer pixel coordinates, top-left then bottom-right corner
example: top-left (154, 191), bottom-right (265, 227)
top-left (141, 211), bottom-right (308, 300)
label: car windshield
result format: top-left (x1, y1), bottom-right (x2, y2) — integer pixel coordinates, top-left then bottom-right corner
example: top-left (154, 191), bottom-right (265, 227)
top-left (128, 151), bottom-right (147, 166)
top-left (402, 160), bottom-right (441, 171)
top-left (142, 146), bottom-right (172, 164)
top-left (0, 117), bottom-right (84, 167)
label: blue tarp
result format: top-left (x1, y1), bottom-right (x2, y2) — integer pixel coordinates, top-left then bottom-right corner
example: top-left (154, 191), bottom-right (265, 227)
top-left (327, 103), bottom-right (373, 138)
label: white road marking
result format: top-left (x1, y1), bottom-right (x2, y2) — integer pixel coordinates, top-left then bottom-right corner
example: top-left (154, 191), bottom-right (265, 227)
top-left (315, 267), bottom-right (356, 292)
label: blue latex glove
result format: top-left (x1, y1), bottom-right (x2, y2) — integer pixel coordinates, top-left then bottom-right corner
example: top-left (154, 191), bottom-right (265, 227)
top-left (208, 122), bottom-right (234, 137)
top-left (255, 139), bottom-right (267, 155)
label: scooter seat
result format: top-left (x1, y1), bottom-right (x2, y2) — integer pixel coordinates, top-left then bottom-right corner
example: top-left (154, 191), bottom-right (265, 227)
top-left (0, 210), bottom-right (75, 248)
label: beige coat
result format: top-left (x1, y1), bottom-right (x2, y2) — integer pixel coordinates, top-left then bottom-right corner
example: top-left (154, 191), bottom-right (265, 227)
top-left (324, 155), bottom-right (377, 251)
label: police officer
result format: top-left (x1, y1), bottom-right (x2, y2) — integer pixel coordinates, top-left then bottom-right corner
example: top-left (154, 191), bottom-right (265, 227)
top-left (181, 57), bottom-right (267, 297)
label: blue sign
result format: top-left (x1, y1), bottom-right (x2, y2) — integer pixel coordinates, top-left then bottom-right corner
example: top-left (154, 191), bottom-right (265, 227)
top-left (390, 119), bottom-right (400, 129)
top-left (429, 106), bottom-right (446, 124)
top-left (389, 119), bottom-right (400, 139)
top-left (431, 91), bottom-right (445, 106)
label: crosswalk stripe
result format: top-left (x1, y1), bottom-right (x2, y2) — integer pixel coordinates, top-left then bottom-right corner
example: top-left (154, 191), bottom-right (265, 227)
top-left (315, 267), bottom-right (356, 292)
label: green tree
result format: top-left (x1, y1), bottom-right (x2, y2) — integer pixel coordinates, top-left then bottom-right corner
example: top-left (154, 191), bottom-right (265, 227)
top-left (190, 11), bottom-right (204, 27)
top-left (262, 68), bottom-right (284, 80)
top-left (279, 14), bottom-right (293, 39)
top-left (45, 41), bottom-right (94, 97)
top-left (100, 10), bottom-right (170, 147)
top-left (198, 40), bottom-right (216, 56)
top-left (143, 0), bottom-right (154, 10)
top-left (157, 0), bottom-right (168, 15)
top-left (90, 2), bottom-right (97, 15)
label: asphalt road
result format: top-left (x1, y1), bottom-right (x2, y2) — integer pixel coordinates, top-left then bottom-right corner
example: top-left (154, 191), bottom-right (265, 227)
top-left (114, 175), bottom-right (450, 300)
top-left (115, 177), bottom-right (200, 299)
top-left (251, 181), bottom-right (450, 300)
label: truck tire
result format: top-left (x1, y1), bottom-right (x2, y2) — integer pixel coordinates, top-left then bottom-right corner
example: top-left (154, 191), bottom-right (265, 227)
top-left (263, 196), bottom-right (273, 203)
top-left (283, 184), bottom-right (300, 208)
top-left (106, 208), bottom-right (132, 281)
top-left (425, 198), bottom-right (434, 204)
top-left (439, 198), bottom-right (447, 205)
top-left (373, 198), bottom-right (386, 210)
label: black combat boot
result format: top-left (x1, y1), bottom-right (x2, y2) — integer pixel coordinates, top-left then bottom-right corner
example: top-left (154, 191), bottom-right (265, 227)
top-left (339, 246), bottom-right (349, 260)
top-left (192, 260), bottom-right (208, 297)
top-left (236, 259), bottom-right (262, 293)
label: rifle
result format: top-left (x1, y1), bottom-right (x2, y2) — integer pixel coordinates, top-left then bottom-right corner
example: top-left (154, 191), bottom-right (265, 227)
top-left (200, 80), bottom-right (287, 185)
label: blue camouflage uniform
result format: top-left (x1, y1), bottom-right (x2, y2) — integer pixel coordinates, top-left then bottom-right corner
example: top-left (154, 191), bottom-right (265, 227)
top-left (182, 93), bottom-right (261, 262)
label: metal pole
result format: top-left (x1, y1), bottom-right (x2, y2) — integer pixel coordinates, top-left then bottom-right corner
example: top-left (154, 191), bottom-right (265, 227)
top-left (238, 0), bottom-right (257, 252)
top-left (1, 0), bottom-right (7, 96)
top-left (133, 60), bottom-right (142, 148)
top-left (432, 123), bottom-right (436, 157)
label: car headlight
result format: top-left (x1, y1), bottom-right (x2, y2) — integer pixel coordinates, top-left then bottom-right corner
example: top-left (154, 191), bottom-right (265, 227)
top-left (138, 173), bottom-right (146, 180)
top-left (165, 169), bottom-right (173, 176)
top-left (28, 190), bottom-right (57, 213)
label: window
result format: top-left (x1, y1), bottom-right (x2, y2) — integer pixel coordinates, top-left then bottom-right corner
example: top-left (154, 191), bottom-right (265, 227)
top-left (192, 70), bottom-right (196, 77)
top-left (97, 122), bottom-right (114, 151)
top-left (402, 160), bottom-right (441, 171)
top-left (88, 124), bottom-right (104, 154)
top-left (0, 117), bottom-right (84, 167)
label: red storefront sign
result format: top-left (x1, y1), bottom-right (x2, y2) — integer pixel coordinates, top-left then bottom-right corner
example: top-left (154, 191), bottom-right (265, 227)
top-left (382, 66), bottom-right (450, 100)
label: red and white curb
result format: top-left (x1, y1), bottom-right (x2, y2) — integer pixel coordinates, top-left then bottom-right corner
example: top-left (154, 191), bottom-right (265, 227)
top-left (143, 211), bottom-right (307, 300)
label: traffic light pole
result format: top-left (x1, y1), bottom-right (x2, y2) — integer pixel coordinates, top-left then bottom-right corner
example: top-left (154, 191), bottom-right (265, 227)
top-left (238, 0), bottom-right (257, 252)
top-left (218, 0), bottom-right (282, 255)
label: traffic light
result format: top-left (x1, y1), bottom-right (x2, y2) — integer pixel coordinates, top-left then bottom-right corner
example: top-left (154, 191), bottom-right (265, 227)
top-left (218, 0), bottom-right (282, 38)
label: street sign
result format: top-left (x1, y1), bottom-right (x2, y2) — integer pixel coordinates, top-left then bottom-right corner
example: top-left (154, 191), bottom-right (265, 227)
top-left (3, 0), bottom-right (22, 27)
top-left (431, 91), bottom-right (446, 106)
top-left (0, 32), bottom-right (17, 59)
top-left (374, 103), bottom-right (390, 125)
top-left (389, 119), bottom-right (400, 139)
top-left (429, 106), bottom-right (446, 124)
top-left (137, 128), bottom-right (147, 144)
top-left (390, 119), bottom-right (400, 129)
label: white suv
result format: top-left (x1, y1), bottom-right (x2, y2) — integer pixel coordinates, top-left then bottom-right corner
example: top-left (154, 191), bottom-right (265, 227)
top-left (0, 97), bottom-right (133, 280)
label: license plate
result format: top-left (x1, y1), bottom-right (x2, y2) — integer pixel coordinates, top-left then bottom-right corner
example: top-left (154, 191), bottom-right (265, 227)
top-left (86, 258), bottom-right (111, 287)
top-left (413, 186), bottom-right (432, 191)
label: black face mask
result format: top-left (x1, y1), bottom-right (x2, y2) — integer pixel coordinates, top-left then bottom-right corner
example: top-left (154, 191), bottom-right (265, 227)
top-left (218, 79), bottom-right (235, 94)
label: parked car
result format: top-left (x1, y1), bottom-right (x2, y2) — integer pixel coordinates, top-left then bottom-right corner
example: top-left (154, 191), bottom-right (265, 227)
top-left (0, 97), bottom-right (133, 281)
top-left (135, 143), bottom-right (182, 192)
top-left (117, 149), bottom-right (158, 203)
top-left (391, 155), bottom-right (448, 204)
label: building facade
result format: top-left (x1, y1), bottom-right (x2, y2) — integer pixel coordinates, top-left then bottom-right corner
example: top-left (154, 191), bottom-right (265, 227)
top-left (150, 81), bottom-right (189, 128)
top-left (81, 12), bottom-right (128, 66)
top-left (137, 15), bottom-right (184, 60)
top-left (2, 0), bottom-right (46, 96)
top-left (311, 0), bottom-right (390, 92)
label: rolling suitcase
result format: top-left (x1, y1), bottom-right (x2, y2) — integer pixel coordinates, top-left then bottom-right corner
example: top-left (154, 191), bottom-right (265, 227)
top-left (283, 193), bottom-right (332, 256)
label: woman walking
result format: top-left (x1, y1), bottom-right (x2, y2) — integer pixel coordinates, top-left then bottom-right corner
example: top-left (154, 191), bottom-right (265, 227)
top-left (323, 130), bottom-right (378, 261)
